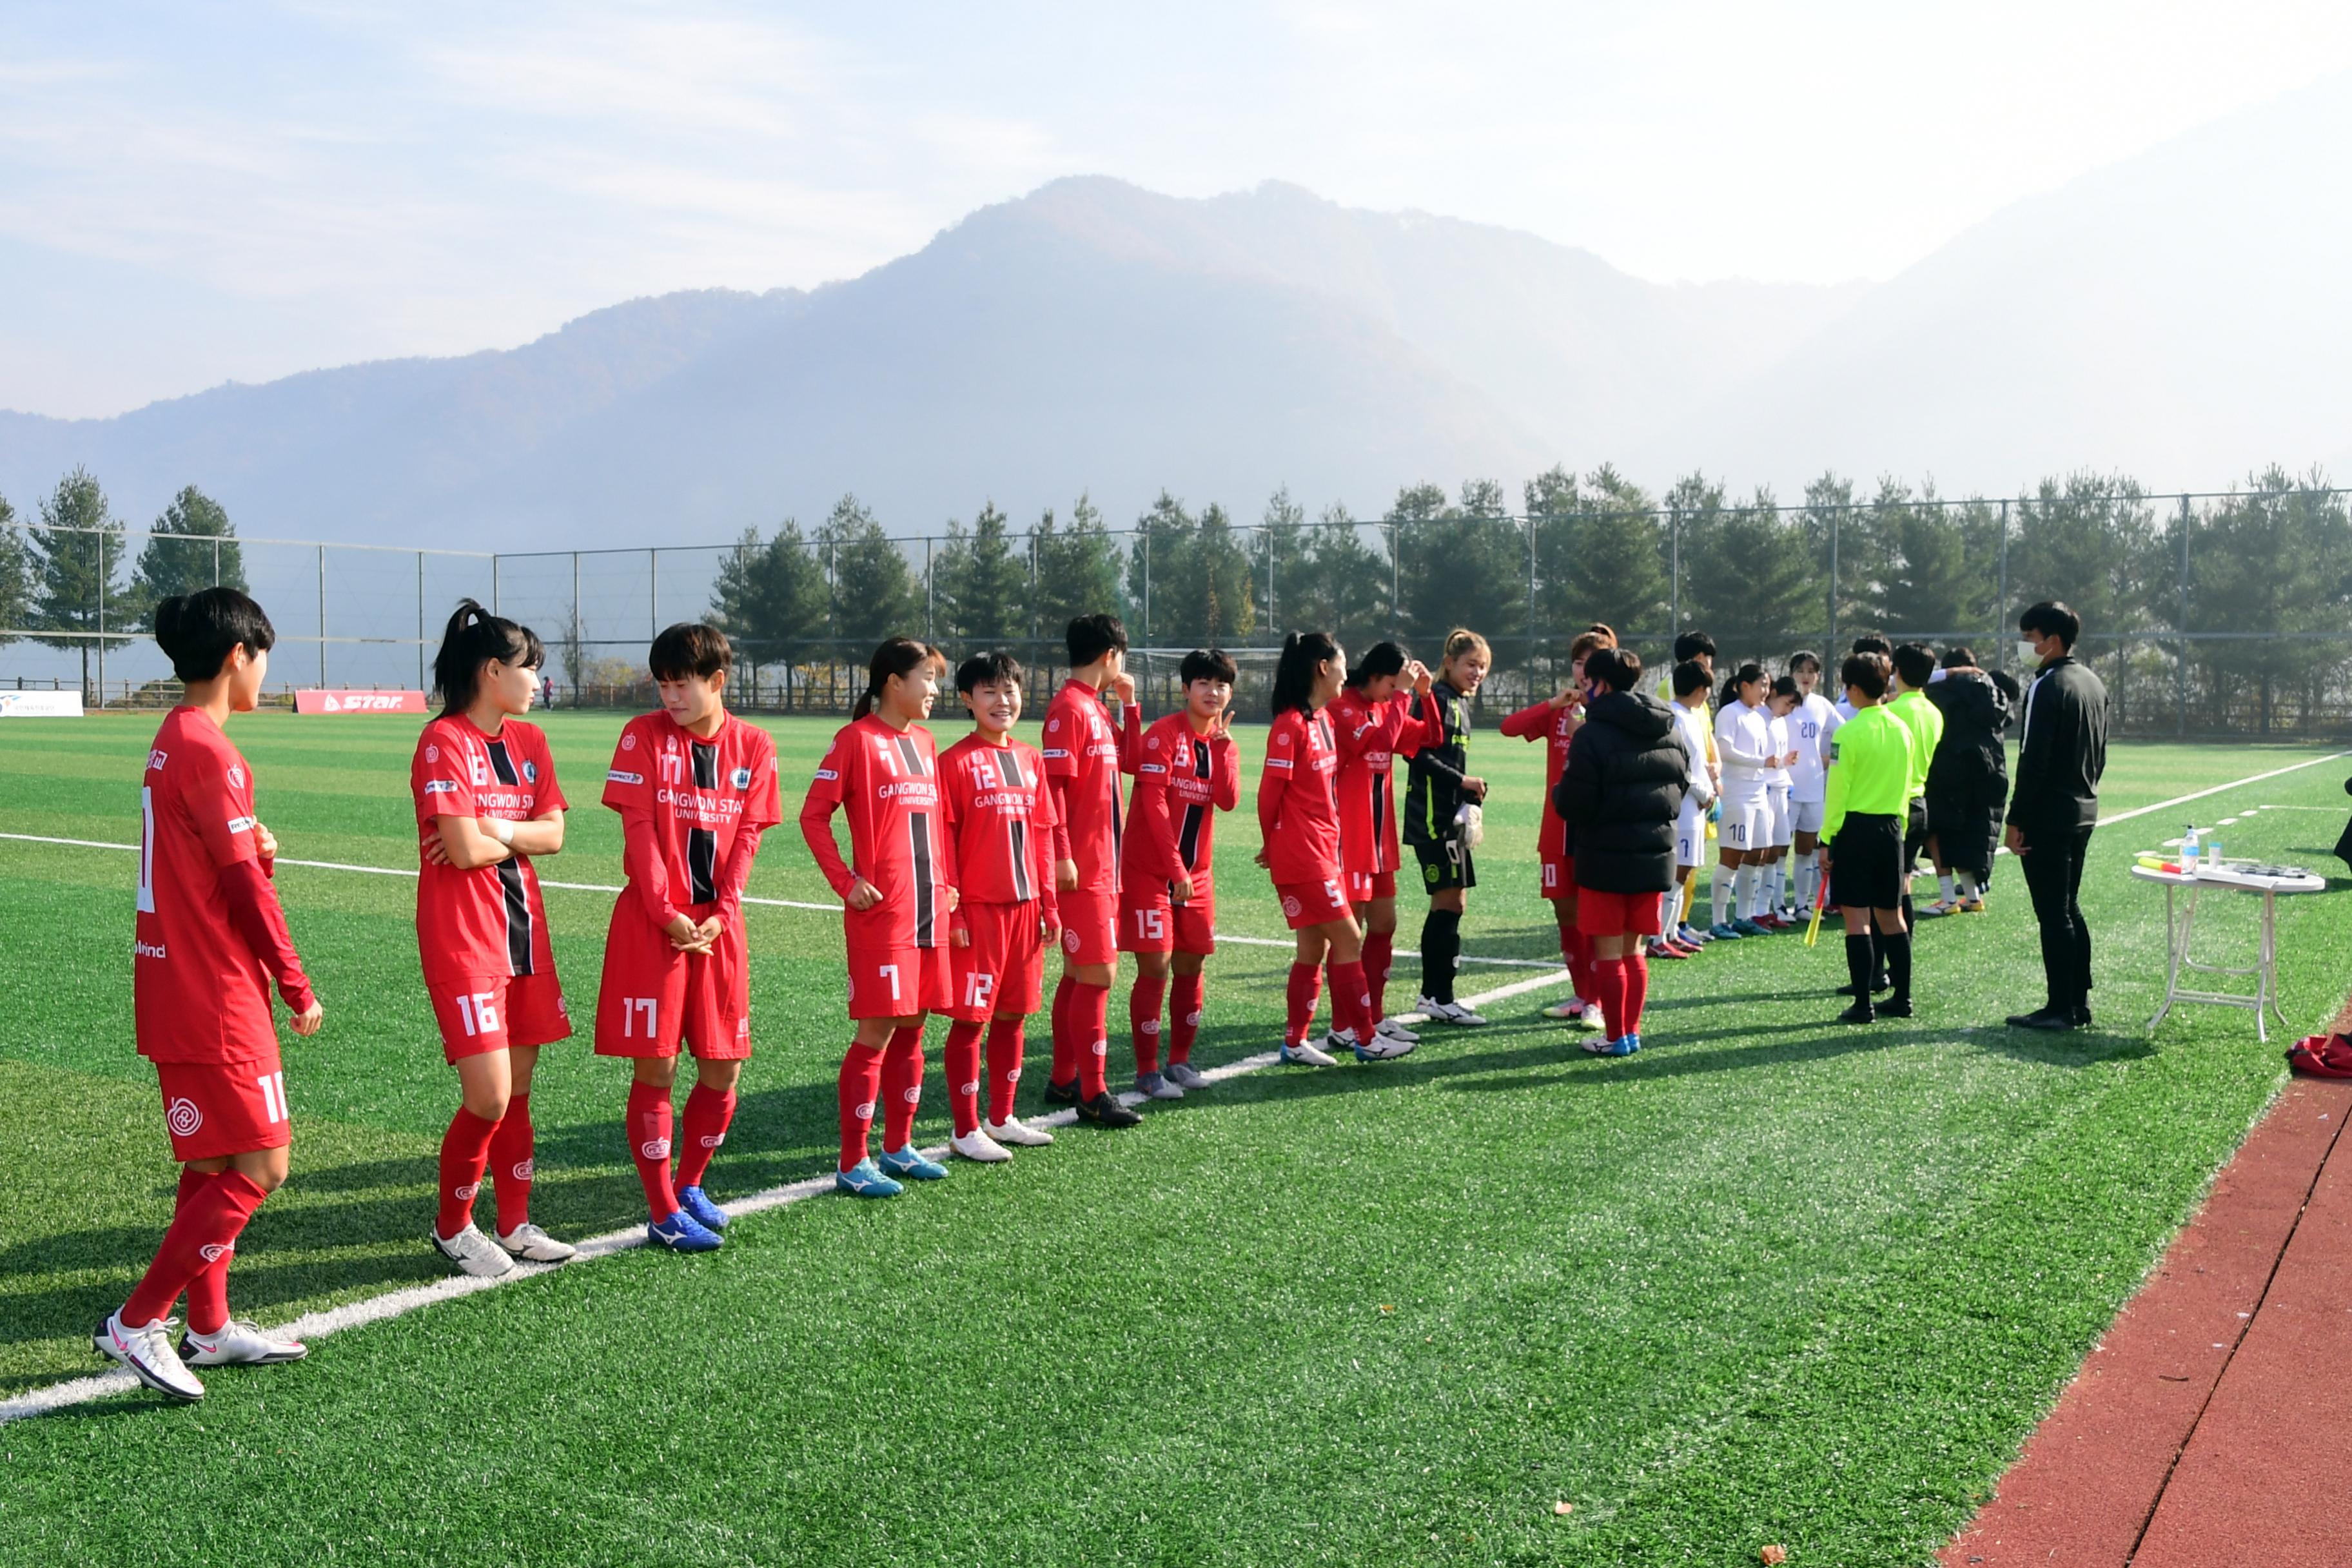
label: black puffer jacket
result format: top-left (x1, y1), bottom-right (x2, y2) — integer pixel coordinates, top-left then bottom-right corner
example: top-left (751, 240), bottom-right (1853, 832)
top-left (1553, 689), bottom-right (1690, 894)
top-left (1924, 667), bottom-right (2012, 787)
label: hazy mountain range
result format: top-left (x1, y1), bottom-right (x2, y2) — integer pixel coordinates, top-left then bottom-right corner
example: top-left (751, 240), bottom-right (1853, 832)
top-left (2, 72), bottom-right (2345, 551)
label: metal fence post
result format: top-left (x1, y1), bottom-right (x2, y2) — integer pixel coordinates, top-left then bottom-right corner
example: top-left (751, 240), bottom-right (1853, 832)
top-left (1828, 505), bottom-right (1841, 655)
top-left (95, 527), bottom-right (106, 705)
top-left (649, 548), bottom-right (658, 638)
top-left (491, 553), bottom-right (501, 616)
top-left (1994, 499), bottom-right (2008, 671)
top-left (1389, 521), bottom-right (1400, 637)
top-left (924, 534), bottom-right (934, 642)
top-left (1142, 529), bottom-right (1152, 642)
top-left (2177, 494), bottom-right (2192, 738)
top-left (571, 550), bottom-right (581, 687)
top-left (317, 542), bottom-right (327, 687)
top-left (211, 536), bottom-right (222, 589)
top-left (417, 551), bottom-right (427, 690)
top-left (1667, 505), bottom-right (1681, 635)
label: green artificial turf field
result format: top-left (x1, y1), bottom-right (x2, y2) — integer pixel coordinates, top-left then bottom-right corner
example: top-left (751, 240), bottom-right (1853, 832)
top-left (1, 711), bottom-right (2347, 1565)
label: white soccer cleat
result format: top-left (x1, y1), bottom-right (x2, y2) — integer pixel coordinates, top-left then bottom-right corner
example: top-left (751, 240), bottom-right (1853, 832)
top-left (1541, 997), bottom-right (1590, 1021)
top-left (1374, 1017), bottom-right (1421, 1044)
top-left (495, 1223), bottom-right (578, 1264)
top-left (1352, 1032), bottom-right (1418, 1061)
top-left (1419, 997), bottom-right (1489, 1027)
top-left (95, 1310), bottom-right (206, 1402)
top-left (950, 1128), bottom-right (1014, 1162)
top-left (1281, 1038), bottom-right (1338, 1066)
top-left (432, 1222), bottom-right (516, 1279)
top-left (1163, 1061), bottom-right (1212, 1090)
top-left (985, 1117), bottom-right (1055, 1147)
top-left (179, 1318), bottom-right (308, 1366)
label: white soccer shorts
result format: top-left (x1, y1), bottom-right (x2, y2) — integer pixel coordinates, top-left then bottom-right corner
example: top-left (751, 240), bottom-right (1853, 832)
top-left (1676, 798), bottom-right (1706, 868)
top-left (1767, 787), bottom-right (1793, 848)
top-left (1791, 797), bottom-right (1826, 836)
top-left (1720, 791), bottom-right (1768, 853)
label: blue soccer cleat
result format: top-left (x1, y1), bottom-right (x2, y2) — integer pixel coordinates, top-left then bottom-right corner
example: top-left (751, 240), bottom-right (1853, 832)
top-left (1623, 1034), bottom-right (1643, 1054)
top-left (835, 1157), bottom-right (905, 1198)
top-left (877, 1144), bottom-right (948, 1181)
top-left (1732, 917), bottom-right (1772, 937)
top-left (647, 1208), bottom-right (724, 1252)
top-left (1707, 921), bottom-right (1745, 940)
top-left (676, 1184), bottom-right (729, 1232)
top-left (1605, 1035), bottom-right (1638, 1057)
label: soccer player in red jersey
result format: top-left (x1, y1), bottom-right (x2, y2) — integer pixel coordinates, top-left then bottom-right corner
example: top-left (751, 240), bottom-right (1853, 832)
top-left (1257, 631), bottom-right (1411, 1064)
top-left (802, 637), bottom-right (966, 1195)
top-left (1498, 625), bottom-right (1621, 1030)
top-left (596, 623), bottom-right (781, 1250)
top-left (99, 589), bottom-right (322, 1402)
top-left (1038, 613), bottom-right (1144, 1128)
top-left (411, 600), bottom-right (577, 1277)
top-left (936, 651), bottom-right (1062, 1160)
top-left (1328, 642), bottom-right (1438, 1046)
top-left (1121, 648), bottom-right (1240, 1099)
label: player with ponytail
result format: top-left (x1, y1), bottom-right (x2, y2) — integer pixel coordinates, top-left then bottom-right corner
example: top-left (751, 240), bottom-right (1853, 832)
top-left (802, 636), bottom-right (966, 1195)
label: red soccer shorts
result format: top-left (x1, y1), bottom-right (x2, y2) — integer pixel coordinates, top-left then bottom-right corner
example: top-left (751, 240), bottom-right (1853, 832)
top-left (947, 901), bottom-right (1045, 1023)
top-left (155, 1052), bottom-right (292, 1162)
top-left (1342, 866), bottom-right (1398, 903)
top-left (1058, 888), bottom-right (1119, 966)
top-left (1541, 852), bottom-right (1575, 901)
top-left (427, 970), bottom-right (572, 1064)
top-left (847, 941), bottom-right (954, 1019)
top-left (1574, 887), bottom-right (1663, 937)
top-left (1118, 885), bottom-right (1216, 956)
top-left (1275, 873), bottom-right (1351, 931)
top-left (594, 905), bottom-right (752, 1060)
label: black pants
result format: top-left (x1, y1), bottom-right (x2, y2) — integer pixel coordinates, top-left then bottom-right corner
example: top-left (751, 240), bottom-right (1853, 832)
top-left (2020, 825), bottom-right (2095, 1012)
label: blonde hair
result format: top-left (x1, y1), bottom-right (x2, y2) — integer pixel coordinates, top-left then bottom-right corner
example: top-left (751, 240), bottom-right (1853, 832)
top-left (1441, 628), bottom-right (1490, 667)
top-left (1568, 624), bottom-right (1616, 663)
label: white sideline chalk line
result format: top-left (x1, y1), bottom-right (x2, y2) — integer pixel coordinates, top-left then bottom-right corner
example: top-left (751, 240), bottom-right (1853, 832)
top-left (0, 834), bottom-right (1549, 967)
top-left (2094, 750), bottom-right (2350, 827)
top-left (0, 961), bottom-right (1567, 1426)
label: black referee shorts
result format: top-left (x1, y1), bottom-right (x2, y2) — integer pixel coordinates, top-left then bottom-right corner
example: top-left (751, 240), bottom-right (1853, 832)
top-left (1830, 814), bottom-right (1904, 910)
top-left (1903, 798), bottom-right (1928, 871)
top-left (1415, 835), bottom-right (1476, 893)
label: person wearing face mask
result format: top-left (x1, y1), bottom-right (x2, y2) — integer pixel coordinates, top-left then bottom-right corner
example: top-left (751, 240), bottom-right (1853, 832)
top-left (2003, 602), bottom-right (2109, 1032)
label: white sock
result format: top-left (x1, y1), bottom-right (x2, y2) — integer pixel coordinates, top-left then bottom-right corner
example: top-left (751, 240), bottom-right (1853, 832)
top-left (1710, 865), bottom-right (1734, 926)
top-left (1956, 870), bottom-right (1978, 899)
top-left (1937, 873), bottom-right (1955, 903)
top-left (1796, 859), bottom-right (1818, 912)
top-left (1769, 861), bottom-right (1787, 909)
top-left (1661, 881), bottom-right (1683, 936)
top-left (1734, 863), bottom-right (1759, 919)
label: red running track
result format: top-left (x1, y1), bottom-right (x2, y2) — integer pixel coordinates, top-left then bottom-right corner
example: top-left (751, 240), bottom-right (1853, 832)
top-left (1943, 1073), bottom-right (2352, 1567)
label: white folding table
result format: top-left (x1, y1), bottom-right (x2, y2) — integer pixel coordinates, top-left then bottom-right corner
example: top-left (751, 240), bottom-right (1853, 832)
top-left (2132, 861), bottom-right (2326, 1041)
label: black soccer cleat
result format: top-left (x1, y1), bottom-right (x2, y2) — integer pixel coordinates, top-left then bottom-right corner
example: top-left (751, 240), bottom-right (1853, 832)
top-left (1877, 997), bottom-right (1914, 1019)
top-left (1837, 1002), bottom-right (1877, 1025)
top-left (2006, 1008), bottom-right (2077, 1032)
top-left (1042, 1077), bottom-right (1082, 1107)
top-left (1077, 1092), bottom-right (1142, 1128)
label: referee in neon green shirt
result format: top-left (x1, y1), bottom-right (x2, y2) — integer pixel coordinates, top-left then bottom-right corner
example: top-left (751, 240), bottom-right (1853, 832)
top-left (1822, 652), bottom-right (1919, 1024)
top-left (1887, 643), bottom-right (1945, 923)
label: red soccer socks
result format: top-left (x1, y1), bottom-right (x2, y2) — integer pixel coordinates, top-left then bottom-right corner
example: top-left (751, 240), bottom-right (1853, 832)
top-left (627, 1080), bottom-right (680, 1217)
top-left (175, 1168), bottom-right (230, 1335)
top-left (1070, 981), bottom-right (1111, 1098)
top-left (124, 1169), bottom-right (269, 1329)
top-left (1284, 961), bottom-right (1324, 1046)
top-left (1326, 959), bottom-right (1373, 1043)
top-left (1622, 951), bottom-right (1651, 1036)
top-left (1130, 975), bottom-right (1168, 1075)
top-left (487, 1093), bottom-right (535, 1233)
top-left (1362, 929), bottom-right (1395, 1023)
top-left (881, 1024), bottom-right (926, 1151)
top-left (1168, 973), bottom-right (1204, 1065)
top-left (838, 1040), bottom-right (884, 1171)
top-left (436, 1107), bottom-right (500, 1239)
top-left (944, 1019), bottom-right (986, 1136)
top-left (985, 1017), bottom-right (1026, 1124)
top-left (675, 1084), bottom-right (736, 1190)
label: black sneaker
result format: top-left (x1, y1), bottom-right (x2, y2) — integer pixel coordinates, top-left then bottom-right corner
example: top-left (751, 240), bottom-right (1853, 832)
top-left (1837, 1002), bottom-right (1877, 1025)
top-left (1835, 977), bottom-right (1896, 997)
top-left (2006, 1008), bottom-right (2076, 1032)
top-left (1043, 1077), bottom-right (1081, 1106)
top-left (2072, 1004), bottom-right (2093, 1028)
top-left (1878, 997), bottom-right (1914, 1019)
top-left (1077, 1092), bottom-right (1142, 1128)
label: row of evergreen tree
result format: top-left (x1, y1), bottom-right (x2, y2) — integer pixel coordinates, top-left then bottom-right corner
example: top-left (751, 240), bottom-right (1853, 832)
top-left (0, 468), bottom-right (248, 689)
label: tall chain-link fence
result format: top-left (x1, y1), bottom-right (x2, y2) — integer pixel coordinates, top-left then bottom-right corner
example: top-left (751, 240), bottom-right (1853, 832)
top-left (6, 482), bottom-right (2351, 737)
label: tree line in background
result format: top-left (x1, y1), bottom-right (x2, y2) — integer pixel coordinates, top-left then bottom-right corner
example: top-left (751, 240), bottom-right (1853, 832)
top-left (0, 468), bottom-right (248, 692)
top-left (705, 463), bottom-right (2352, 734)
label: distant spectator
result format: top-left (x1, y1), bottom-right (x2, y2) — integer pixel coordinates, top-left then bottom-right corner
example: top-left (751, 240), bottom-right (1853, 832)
top-left (1919, 647), bottom-right (2011, 916)
top-left (2005, 602), bottom-right (2108, 1032)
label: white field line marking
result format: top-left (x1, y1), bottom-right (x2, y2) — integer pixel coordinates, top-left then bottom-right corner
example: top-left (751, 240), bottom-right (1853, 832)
top-left (0, 834), bottom-right (1544, 966)
top-left (2094, 751), bottom-right (2351, 827)
top-left (0, 962), bottom-right (1568, 1425)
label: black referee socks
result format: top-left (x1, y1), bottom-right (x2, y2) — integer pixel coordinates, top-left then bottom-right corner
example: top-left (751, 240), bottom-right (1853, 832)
top-left (1844, 930), bottom-right (1876, 1003)
top-left (1882, 930), bottom-right (1912, 1004)
top-left (1420, 909), bottom-right (1461, 1004)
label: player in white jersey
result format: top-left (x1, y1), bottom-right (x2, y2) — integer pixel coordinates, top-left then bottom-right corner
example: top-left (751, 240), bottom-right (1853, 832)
top-left (1784, 651), bottom-right (1843, 924)
top-left (1662, 660), bottom-right (1718, 949)
top-left (1758, 676), bottom-right (1800, 925)
top-left (1709, 662), bottom-right (1776, 938)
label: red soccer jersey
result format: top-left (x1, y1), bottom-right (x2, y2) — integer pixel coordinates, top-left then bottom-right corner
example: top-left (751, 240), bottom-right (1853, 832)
top-left (938, 731), bottom-right (1060, 911)
top-left (411, 714), bottom-right (566, 985)
top-left (1257, 706), bottom-right (1344, 883)
top-left (801, 715), bottom-right (959, 949)
top-left (602, 710), bottom-right (783, 928)
top-left (1039, 680), bottom-right (1140, 895)
top-left (1123, 712), bottom-right (1238, 895)
top-left (1329, 687), bottom-right (1442, 877)
top-left (1500, 698), bottom-right (1580, 857)
top-left (134, 707), bottom-right (311, 1064)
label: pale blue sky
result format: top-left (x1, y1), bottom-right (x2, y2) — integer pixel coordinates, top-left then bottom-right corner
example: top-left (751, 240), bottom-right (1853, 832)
top-left (5, 0), bottom-right (2348, 418)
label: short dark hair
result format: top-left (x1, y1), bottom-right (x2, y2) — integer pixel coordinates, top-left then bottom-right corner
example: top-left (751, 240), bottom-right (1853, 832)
top-left (1787, 649), bottom-right (1822, 674)
top-left (1671, 659), bottom-right (1712, 698)
top-left (650, 622), bottom-right (731, 681)
top-left (1182, 648), bottom-right (1239, 686)
top-left (956, 650), bottom-right (1024, 694)
top-left (1066, 612), bottom-right (1128, 666)
top-left (1840, 651), bottom-right (1890, 700)
top-left (1941, 645), bottom-right (1977, 670)
top-left (2019, 600), bottom-right (2081, 649)
top-left (433, 598), bottom-right (544, 716)
top-left (1850, 634), bottom-right (1892, 658)
top-left (1769, 674), bottom-right (1800, 701)
top-left (1344, 640), bottom-right (1407, 689)
top-left (1270, 630), bottom-right (1342, 717)
top-left (1892, 643), bottom-right (1937, 688)
top-left (1673, 630), bottom-right (1717, 663)
top-left (1592, 647), bottom-right (1642, 692)
top-left (154, 588), bottom-right (275, 683)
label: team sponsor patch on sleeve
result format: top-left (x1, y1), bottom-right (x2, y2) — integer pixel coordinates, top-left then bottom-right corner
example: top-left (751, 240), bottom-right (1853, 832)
top-left (423, 779), bottom-right (460, 795)
top-left (814, 767), bottom-right (839, 781)
top-left (608, 769), bottom-right (645, 785)
top-left (1042, 749), bottom-right (1068, 760)
top-left (731, 767), bottom-right (754, 788)
top-left (226, 815), bottom-right (255, 834)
